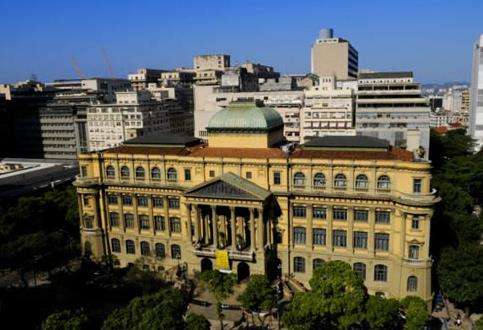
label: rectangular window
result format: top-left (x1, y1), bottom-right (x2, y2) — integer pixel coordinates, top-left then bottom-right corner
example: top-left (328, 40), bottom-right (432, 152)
top-left (375, 233), bottom-right (390, 251)
top-left (333, 208), bottom-right (347, 221)
top-left (168, 198), bottom-right (180, 209)
top-left (139, 215), bottom-right (150, 230)
top-left (413, 178), bottom-right (422, 193)
top-left (209, 170), bottom-right (215, 177)
top-left (313, 207), bottom-right (326, 219)
top-left (333, 230), bottom-right (347, 247)
top-left (124, 213), bottom-right (134, 228)
top-left (273, 172), bottom-right (281, 185)
top-left (137, 196), bottom-right (148, 207)
top-left (109, 212), bottom-right (119, 227)
top-left (313, 228), bottom-right (326, 245)
top-left (169, 217), bottom-right (181, 233)
top-left (353, 231), bottom-right (368, 249)
top-left (354, 210), bottom-right (368, 222)
top-left (375, 211), bottom-right (390, 224)
top-left (184, 168), bottom-right (191, 181)
top-left (293, 206), bottom-right (306, 218)
top-left (294, 227), bottom-right (306, 244)
top-left (152, 197), bottom-right (164, 208)
top-left (411, 216), bottom-right (420, 230)
top-left (154, 216), bottom-right (165, 231)
top-left (246, 171), bottom-right (252, 179)
top-left (107, 194), bottom-right (118, 205)
top-left (122, 195), bottom-right (132, 205)
top-left (80, 166), bottom-right (88, 177)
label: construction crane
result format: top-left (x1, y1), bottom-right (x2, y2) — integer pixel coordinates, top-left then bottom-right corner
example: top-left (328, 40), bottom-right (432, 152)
top-left (70, 57), bottom-right (85, 79)
top-left (101, 48), bottom-right (115, 78)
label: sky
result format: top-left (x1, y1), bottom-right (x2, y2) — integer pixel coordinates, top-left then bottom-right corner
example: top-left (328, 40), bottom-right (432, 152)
top-left (0, 0), bottom-right (481, 84)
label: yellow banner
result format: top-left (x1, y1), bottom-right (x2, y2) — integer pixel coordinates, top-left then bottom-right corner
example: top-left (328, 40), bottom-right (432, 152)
top-left (214, 250), bottom-right (230, 271)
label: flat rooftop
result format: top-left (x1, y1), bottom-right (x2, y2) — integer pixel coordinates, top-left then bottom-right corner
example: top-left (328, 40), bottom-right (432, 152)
top-left (302, 136), bottom-right (390, 150)
top-left (123, 134), bottom-right (203, 148)
top-left (358, 71), bottom-right (413, 79)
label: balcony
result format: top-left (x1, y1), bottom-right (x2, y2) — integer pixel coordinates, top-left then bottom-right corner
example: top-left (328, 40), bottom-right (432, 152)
top-left (74, 176), bottom-right (100, 187)
top-left (193, 247), bottom-right (255, 262)
top-left (403, 258), bottom-right (431, 266)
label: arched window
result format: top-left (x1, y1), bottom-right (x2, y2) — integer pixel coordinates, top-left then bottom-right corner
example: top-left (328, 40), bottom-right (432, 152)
top-left (407, 276), bottom-right (418, 292)
top-left (171, 244), bottom-right (181, 259)
top-left (140, 241), bottom-right (150, 256)
top-left (155, 243), bottom-right (165, 258)
top-left (409, 245), bottom-right (420, 259)
top-left (106, 165), bottom-right (116, 179)
top-left (135, 166), bottom-right (145, 179)
top-left (377, 175), bottom-right (391, 190)
top-left (167, 168), bottom-right (177, 181)
top-left (334, 174), bottom-right (347, 188)
top-left (120, 166), bottom-right (130, 179)
top-left (293, 172), bottom-right (305, 186)
top-left (313, 173), bottom-right (326, 188)
top-left (355, 174), bottom-right (369, 189)
top-left (169, 217), bottom-right (181, 233)
top-left (294, 256), bottom-right (305, 273)
top-left (151, 167), bottom-right (161, 180)
top-left (313, 258), bottom-right (324, 270)
top-left (374, 264), bottom-right (388, 282)
top-left (126, 240), bottom-right (135, 254)
top-left (111, 238), bottom-right (121, 253)
top-left (353, 262), bottom-right (366, 280)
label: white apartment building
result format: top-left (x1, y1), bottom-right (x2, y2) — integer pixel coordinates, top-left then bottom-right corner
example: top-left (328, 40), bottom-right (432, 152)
top-left (87, 91), bottom-right (192, 151)
top-left (443, 86), bottom-right (470, 114)
top-left (301, 76), bottom-right (355, 142)
top-left (194, 76), bottom-right (356, 144)
top-left (356, 72), bottom-right (430, 158)
top-left (470, 34), bottom-right (483, 150)
top-left (128, 68), bottom-right (167, 91)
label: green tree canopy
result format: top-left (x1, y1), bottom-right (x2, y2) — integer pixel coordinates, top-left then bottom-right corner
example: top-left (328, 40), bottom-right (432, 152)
top-left (400, 296), bottom-right (428, 330)
top-left (238, 274), bottom-right (277, 312)
top-left (186, 313), bottom-right (211, 330)
top-left (42, 310), bottom-right (89, 330)
top-left (282, 261), bottom-right (367, 329)
top-left (363, 295), bottom-right (401, 330)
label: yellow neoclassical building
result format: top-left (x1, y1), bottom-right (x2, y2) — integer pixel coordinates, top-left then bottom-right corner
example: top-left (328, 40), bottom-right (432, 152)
top-left (75, 100), bottom-right (439, 302)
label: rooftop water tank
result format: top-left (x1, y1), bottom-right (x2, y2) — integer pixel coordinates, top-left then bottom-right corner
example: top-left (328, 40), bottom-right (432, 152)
top-left (319, 28), bottom-right (334, 39)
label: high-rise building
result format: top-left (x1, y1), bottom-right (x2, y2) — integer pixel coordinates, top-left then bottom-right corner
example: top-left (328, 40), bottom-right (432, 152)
top-left (469, 34), bottom-right (483, 150)
top-left (75, 100), bottom-right (438, 302)
top-left (311, 28), bottom-right (358, 80)
top-left (356, 72), bottom-right (431, 159)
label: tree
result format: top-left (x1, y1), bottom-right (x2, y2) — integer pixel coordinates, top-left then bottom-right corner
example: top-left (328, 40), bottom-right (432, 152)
top-left (238, 274), bottom-right (277, 326)
top-left (437, 244), bottom-right (483, 309)
top-left (186, 313), bottom-right (211, 330)
top-left (282, 261), bottom-right (367, 329)
top-left (42, 310), bottom-right (89, 330)
top-left (363, 295), bottom-right (400, 330)
top-left (199, 270), bottom-right (236, 329)
top-left (102, 287), bottom-right (187, 330)
top-left (400, 296), bottom-right (428, 330)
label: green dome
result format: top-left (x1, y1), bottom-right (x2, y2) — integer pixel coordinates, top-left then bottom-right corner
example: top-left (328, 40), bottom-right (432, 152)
top-left (207, 101), bottom-right (283, 132)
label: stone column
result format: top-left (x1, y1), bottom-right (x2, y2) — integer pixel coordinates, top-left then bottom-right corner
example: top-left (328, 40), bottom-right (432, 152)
top-left (164, 196), bottom-right (170, 238)
top-left (118, 194), bottom-right (125, 233)
top-left (327, 206), bottom-right (333, 251)
top-left (250, 208), bottom-right (256, 250)
top-left (400, 211), bottom-right (407, 258)
top-left (133, 194), bottom-right (139, 234)
top-left (230, 207), bottom-right (236, 250)
top-left (347, 207), bottom-right (354, 251)
top-left (368, 209), bottom-right (375, 254)
top-left (186, 203), bottom-right (193, 242)
top-left (193, 204), bottom-right (200, 242)
top-left (204, 213), bottom-right (210, 244)
top-left (148, 196), bottom-right (154, 236)
top-left (306, 204), bottom-right (313, 249)
top-left (211, 205), bottom-right (218, 248)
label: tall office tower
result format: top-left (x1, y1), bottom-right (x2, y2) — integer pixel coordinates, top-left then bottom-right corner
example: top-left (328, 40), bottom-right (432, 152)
top-left (356, 72), bottom-right (431, 159)
top-left (470, 34), bottom-right (483, 150)
top-left (311, 28), bottom-right (358, 80)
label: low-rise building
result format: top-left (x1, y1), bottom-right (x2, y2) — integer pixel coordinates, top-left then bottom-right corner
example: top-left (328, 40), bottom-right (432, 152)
top-left (75, 100), bottom-right (438, 303)
top-left (128, 68), bottom-right (167, 91)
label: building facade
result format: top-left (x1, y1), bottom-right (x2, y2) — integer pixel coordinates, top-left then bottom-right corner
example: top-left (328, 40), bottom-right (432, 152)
top-left (128, 68), bottom-right (167, 91)
top-left (311, 28), bottom-right (358, 80)
top-left (87, 91), bottom-right (193, 151)
top-left (356, 72), bottom-right (431, 158)
top-left (76, 101), bottom-right (438, 302)
top-left (470, 34), bottom-right (483, 150)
